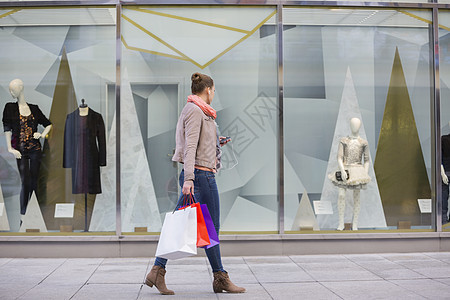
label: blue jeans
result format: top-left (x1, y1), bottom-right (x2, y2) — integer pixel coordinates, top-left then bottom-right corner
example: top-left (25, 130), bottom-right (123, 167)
top-left (154, 169), bottom-right (225, 272)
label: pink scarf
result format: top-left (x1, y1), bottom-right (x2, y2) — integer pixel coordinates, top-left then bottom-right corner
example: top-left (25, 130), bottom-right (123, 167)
top-left (187, 94), bottom-right (216, 119)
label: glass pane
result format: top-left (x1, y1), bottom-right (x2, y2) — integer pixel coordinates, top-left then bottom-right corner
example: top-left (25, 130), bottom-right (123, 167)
top-left (284, 8), bottom-right (433, 233)
top-left (439, 11), bottom-right (450, 231)
top-left (120, 6), bottom-right (278, 233)
top-left (0, 7), bottom-right (116, 234)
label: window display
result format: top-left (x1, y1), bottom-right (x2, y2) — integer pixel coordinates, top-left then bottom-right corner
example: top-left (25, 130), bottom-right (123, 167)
top-left (284, 8), bottom-right (432, 232)
top-left (0, 7), bottom-right (116, 233)
top-left (63, 103), bottom-right (107, 195)
top-left (0, 3), bottom-right (447, 237)
top-left (2, 79), bottom-right (52, 228)
top-left (328, 118), bottom-right (371, 231)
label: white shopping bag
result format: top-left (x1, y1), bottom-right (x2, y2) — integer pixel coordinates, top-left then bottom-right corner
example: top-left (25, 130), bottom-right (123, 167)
top-left (155, 206), bottom-right (197, 260)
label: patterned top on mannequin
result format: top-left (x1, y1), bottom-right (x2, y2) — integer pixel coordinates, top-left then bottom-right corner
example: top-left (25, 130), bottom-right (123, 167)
top-left (329, 136), bottom-right (371, 189)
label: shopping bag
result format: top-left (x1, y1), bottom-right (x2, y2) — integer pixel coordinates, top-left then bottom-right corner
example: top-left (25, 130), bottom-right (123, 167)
top-left (191, 202), bottom-right (211, 247)
top-left (155, 206), bottom-right (197, 260)
top-left (177, 194), bottom-right (210, 248)
top-left (200, 204), bottom-right (220, 249)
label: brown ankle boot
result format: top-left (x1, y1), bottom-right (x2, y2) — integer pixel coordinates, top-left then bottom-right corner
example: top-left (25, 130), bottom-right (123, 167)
top-left (213, 271), bottom-right (246, 293)
top-left (145, 265), bottom-right (175, 295)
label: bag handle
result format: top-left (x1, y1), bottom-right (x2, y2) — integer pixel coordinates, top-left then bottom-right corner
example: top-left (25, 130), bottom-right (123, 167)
top-left (173, 193), bottom-right (197, 213)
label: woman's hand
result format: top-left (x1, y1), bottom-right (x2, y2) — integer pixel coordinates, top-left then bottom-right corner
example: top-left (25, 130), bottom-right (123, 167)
top-left (182, 180), bottom-right (194, 195)
top-left (219, 136), bottom-right (231, 146)
top-left (33, 132), bottom-right (42, 139)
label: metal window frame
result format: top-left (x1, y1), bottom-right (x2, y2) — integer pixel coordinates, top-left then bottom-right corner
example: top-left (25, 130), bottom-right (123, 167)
top-left (0, 0), bottom-right (445, 236)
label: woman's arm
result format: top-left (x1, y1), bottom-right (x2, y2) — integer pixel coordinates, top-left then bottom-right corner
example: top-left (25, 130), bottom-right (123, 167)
top-left (182, 106), bottom-right (202, 194)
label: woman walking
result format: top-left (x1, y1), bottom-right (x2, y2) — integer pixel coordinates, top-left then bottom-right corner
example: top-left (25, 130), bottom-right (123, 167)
top-left (145, 73), bottom-right (246, 295)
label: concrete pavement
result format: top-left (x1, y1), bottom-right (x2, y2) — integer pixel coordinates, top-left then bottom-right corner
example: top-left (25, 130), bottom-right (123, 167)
top-left (2, 252), bottom-right (450, 299)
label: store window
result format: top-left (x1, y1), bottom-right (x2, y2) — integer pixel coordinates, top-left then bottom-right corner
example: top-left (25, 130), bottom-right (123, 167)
top-left (284, 8), bottom-right (433, 232)
top-left (440, 11), bottom-right (450, 231)
top-left (120, 6), bottom-right (278, 233)
top-left (0, 7), bottom-right (116, 234)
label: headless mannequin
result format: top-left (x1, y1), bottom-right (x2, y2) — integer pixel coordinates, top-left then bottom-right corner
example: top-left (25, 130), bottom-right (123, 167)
top-left (336, 118), bottom-right (369, 231)
top-left (5, 79), bottom-right (52, 223)
top-left (79, 99), bottom-right (89, 116)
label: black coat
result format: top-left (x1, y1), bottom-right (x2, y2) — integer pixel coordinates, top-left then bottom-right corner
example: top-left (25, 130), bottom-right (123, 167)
top-left (2, 102), bottom-right (51, 150)
top-left (63, 108), bottom-right (106, 194)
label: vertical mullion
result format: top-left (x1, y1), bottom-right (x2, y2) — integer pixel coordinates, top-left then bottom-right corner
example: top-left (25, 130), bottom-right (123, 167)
top-left (277, 4), bottom-right (285, 234)
top-left (115, 2), bottom-right (122, 236)
top-left (432, 7), bottom-right (442, 232)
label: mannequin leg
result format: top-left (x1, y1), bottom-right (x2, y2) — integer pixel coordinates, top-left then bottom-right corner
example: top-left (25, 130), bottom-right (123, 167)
top-left (337, 188), bottom-right (346, 231)
top-left (352, 190), bottom-right (361, 230)
top-left (443, 173), bottom-right (450, 224)
top-left (16, 156), bottom-right (31, 216)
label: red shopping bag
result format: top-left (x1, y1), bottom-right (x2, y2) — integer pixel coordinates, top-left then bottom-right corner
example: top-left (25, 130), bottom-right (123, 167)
top-left (178, 194), bottom-right (211, 248)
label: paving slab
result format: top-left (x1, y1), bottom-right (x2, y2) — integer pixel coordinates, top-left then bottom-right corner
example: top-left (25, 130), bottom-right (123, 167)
top-left (72, 283), bottom-right (141, 300)
top-left (0, 283), bottom-right (35, 300)
top-left (216, 283), bottom-right (271, 300)
top-left (322, 280), bottom-right (426, 300)
top-left (290, 255), bottom-right (351, 264)
top-left (352, 260), bottom-right (426, 280)
top-left (297, 261), bottom-right (381, 282)
top-left (40, 258), bottom-right (103, 285)
top-left (88, 258), bottom-right (149, 284)
top-left (17, 282), bottom-right (83, 300)
top-left (164, 264), bottom-right (212, 285)
top-left (0, 258), bottom-right (66, 285)
top-left (243, 256), bottom-right (293, 264)
top-left (344, 254), bottom-right (386, 262)
top-left (263, 282), bottom-right (341, 300)
top-left (139, 283), bottom-right (217, 299)
top-left (248, 262), bottom-right (315, 283)
top-left (0, 258), bottom-right (12, 267)
top-left (390, 278), bottom-right (450, 299)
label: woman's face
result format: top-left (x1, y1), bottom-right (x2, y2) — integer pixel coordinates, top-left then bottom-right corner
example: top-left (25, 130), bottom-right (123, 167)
top-left (206, 85), bottom-right (215, 104)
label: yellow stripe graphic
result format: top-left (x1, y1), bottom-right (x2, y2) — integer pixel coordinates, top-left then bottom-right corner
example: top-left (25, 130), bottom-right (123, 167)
top-left (129, 7), bottom-right (251, 34)
top-left (122, 36), bottom-right (189, 62)
top-left (0, 9), bottom-right (21, 19)
top-left (122, 8), bottom-right (276, 69)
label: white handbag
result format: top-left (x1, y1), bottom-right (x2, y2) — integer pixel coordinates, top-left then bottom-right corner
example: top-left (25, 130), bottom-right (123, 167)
top-left (155, 206), bottom-right (197, 260)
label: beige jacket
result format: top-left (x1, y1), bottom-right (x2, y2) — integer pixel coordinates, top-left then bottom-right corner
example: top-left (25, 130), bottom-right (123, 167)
top-left (172, 102), bottom-right (217, 182)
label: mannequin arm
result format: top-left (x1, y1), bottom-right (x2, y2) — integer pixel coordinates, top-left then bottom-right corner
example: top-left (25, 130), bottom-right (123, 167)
top-left (337, 142), bottom-right (347, 180)
top-left (4, 131), bottom-right (21, 159)
top-left (442, 165), bottom-right (449, 185)
top-left (33, 124), bottom-right (52, 139)
top-left (364, 161), bottom-right (369, 174)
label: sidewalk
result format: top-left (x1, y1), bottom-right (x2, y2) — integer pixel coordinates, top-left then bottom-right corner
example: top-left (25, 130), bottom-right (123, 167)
top-left (1, 252), bottom-right (450, 299)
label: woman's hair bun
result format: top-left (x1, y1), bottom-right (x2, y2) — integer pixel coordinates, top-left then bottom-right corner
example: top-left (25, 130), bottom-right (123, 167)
top-left (190, 72), bottom-right (213, 94)
top-left (191, 72), bottom-right (202, 84)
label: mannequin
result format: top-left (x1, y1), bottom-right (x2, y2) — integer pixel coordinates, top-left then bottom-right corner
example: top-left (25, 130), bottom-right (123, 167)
top-left (441, 121), bottom-right (450, 224)
top-left (79, 98), bottom-right (88, 116)
top-left (328, 117), bottom-right (371, 230)
top-left (2, 79), bottom-right (52, 225)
